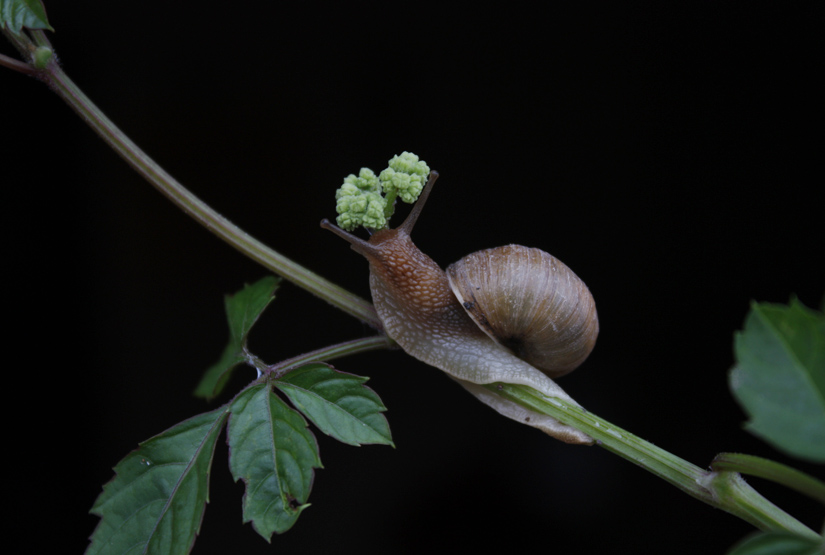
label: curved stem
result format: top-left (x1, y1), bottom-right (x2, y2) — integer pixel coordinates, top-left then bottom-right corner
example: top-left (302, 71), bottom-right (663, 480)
top-left (712, 453), bottom-right (825, 506)
top-left (27, 52), bottom-right (380, 328)
top-left (486, 383), bottom-right (821, 541)
top-left (266, 335), bottom-right (397, 378)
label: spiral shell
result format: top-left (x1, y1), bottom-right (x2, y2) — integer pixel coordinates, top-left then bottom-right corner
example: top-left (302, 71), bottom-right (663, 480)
top-left (446, 245), bottom-right (598, 378)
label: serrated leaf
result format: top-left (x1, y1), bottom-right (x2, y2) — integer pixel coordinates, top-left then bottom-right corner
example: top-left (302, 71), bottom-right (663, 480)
top-left (726, 531), bottom-right (824, 555)
top-left (275, 363), bottom-right (394, 447)
top-left (193, 343), bottom-right (246, 400)
top-left (0, 0), bottom-right (53, 33)
top-left (194, 276), bottom-right (280, 399)
top-left (730, 299), bottom-right (825, 462)
top-left (87, 407), bottom-right (229, 555)
top-left (228, 384), bottom-right (322, 540)
top-left (226, 275), bottom-right (280, 345)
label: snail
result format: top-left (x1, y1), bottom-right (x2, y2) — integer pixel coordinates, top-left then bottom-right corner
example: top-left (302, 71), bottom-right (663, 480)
top-left (321, 171), bottom-right (597, 444)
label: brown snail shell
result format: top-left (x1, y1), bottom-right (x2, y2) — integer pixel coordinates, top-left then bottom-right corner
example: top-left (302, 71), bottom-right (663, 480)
top-left (446, 245), bottom-right (599, 378)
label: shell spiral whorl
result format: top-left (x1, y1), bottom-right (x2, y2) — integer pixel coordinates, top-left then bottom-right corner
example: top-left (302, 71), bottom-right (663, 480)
top-left (446, 245), bottom-right (598, 378)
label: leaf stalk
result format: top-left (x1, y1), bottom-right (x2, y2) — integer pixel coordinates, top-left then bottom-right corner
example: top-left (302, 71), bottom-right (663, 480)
top-left (265, 335), bottom-right (396, 378)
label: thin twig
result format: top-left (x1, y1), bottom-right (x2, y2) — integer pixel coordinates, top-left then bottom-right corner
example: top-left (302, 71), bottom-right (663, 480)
top-left (0, 52), bottom-right (36, 75)
top-left (266, 335), bottom-right (397, 378)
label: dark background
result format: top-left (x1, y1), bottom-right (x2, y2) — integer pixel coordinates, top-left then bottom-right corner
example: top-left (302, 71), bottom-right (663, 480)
top-left (2, 3), bottom-right (822, 554)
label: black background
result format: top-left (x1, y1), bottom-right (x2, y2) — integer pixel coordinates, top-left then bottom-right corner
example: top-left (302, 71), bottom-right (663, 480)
top-left (2, 3), bottom-right (822, 554)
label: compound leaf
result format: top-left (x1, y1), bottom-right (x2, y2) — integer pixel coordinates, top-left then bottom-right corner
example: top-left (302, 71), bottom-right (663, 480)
top-left (87, 406), bottom-right (229, 555)
top-left (228, 384), bottom-right (321, 540)
top-left (275, 363), bottom-right (393, 447)
top-left (730, 299), bottom-right (825, 462)
top-left (194, 276), bottom-right (280, 400)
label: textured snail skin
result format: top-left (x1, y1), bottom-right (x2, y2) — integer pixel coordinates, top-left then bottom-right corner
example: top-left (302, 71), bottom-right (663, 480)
top-left (353, 227), bottom-right (593, 445)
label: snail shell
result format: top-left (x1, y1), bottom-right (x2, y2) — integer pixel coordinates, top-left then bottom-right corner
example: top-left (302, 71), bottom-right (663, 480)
top-left (447, 245), bottom-right (598, 378)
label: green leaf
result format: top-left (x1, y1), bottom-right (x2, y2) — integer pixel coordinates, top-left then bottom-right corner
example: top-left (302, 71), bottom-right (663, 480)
top-left (730, 299), bottom-right (825, 462)
top-left (194, 343), bottom-right (246, 400)
top-left (275, 363), bottom-right (394, 447)
top-left (88, 407), bottom-right (229, 555)
top-left (225, 275), bottom-right (280, 344)
top-left (727, 531), bottom-right (824, 555)
top-left (194, 276), bottom-right (280, 400)
top-left (0, 0), bottom-right (53, 33)
top-left (228, 384), bottom-right (322, 540)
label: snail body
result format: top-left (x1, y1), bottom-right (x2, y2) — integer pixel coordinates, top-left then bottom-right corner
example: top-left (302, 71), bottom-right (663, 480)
top-left (322, 172), bottom-right (597, 444)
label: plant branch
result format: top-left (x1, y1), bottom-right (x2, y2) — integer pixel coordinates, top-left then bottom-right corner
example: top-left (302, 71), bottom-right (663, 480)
top-left (265, 335), bottom-right (397, 378)
top-left (486, 382), bottom-right (821, 541)
top-left (712, 453), bottom-right (825, 506)
top-left (0, 51), bottom-right (35, 74)
top-left (21, 46), bottom-right (380, 329)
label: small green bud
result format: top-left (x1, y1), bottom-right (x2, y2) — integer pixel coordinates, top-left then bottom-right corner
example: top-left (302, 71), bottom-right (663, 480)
top-left (331, 152), bottom-right (430, 232)
top-left (387, 152), bottom-right (430, 178)
top-left (341, 168), bottom-right (380, 193)
top-left (335, 188), bottom-right (387, 231)
top-left (380, 168), bottom-right (425, 204)
top-left (380, 152), bottom-right (430, 204)
top-left (33, 46), bottom-right (53, 69)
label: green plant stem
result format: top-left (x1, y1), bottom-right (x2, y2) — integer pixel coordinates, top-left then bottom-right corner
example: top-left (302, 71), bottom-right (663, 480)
top-left (486, 382), bottom-right (821, 541)
top-left (713, 453), bottom-right (825, 506)
top-left (265, 335), bottom-right (396, 378)
top-left (13, 30), bottom-right (380, 329)
top-left (0, 51), bottom-right (35, 74)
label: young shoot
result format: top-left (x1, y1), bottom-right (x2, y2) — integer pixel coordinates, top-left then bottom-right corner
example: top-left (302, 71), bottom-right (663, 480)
top-left (334, 152), bottom-right (430, 231)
